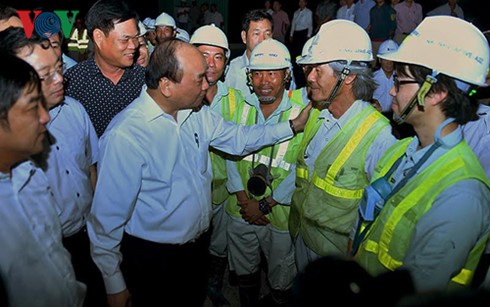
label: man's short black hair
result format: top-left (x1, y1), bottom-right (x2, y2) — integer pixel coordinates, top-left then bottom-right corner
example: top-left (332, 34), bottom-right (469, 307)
top-left (242, 9), bottom-right (273, 33)
top-left (85, 0), bottom-right (138, 39)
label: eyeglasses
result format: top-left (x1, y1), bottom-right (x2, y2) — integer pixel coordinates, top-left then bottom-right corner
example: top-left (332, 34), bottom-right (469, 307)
top-left (394, 77), bottom-right (419, 92)
top-left (39, 63), bottom-right (64, 85)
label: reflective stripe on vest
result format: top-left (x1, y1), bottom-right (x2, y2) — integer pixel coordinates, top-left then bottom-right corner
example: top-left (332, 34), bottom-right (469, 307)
top-left (241, 104), bottom-right (301, 172)
top-left (227, 87), bottom-right (237, 119)
top-left (68, 29), bottom-right (89, 51)
top-left (241, 104), bottom-right (301, 171)
top-left (357, 141), bottom-right (490, 287)
top-left (299, 110), bottom-right (385, 199)
top-left (210, 86), bottom-right (240, 205)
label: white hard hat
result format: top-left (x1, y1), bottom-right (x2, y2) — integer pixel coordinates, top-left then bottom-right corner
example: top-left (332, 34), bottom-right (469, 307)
top-left (155, 12), bottom-right (176, 29)
top-left (138, 21), bottom-right (147, 36)
top-left (190, 24), bottom-right (230, 60)
top-left (377, 39), bottom-right (398, 56)
top-left (297, 36), bottom-right (315, 62)
top-left (297, 19), bottom-right (373, 65)
top-left (176, 28), bottom-right (190, 42)
top-left (380, 16), bottom-right (489, 87)
top-left (248, 38), bottom-right (291, 70)
top-left (142, 17), bottom-right (155, 30)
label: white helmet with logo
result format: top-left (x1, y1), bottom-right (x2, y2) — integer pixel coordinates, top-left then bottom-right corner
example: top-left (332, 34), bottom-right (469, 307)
top-left (138, 21), bottom-right (147, 37)
top-left (176, 28), bottom-right (190, 42)
top-left (190, 24), bottom-right (230, 60)
top-left (142, 17), bottom-right (156, 30)
top-left (248, 38), bottom-right (291, 70)
top-left (377, 39), bottom-right (398, 56)
top-left (155, 12), bottom-right (176, 29)
top-left (296, 36), bottom-right (315, 63)
top-left (297, 19), bottom-right (372, 65)
top-left (379, 16), bottom-right (489, 87)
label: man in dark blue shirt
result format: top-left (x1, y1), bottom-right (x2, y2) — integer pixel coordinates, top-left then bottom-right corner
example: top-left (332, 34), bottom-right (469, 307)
top-left (65, 0), bottom-right (145, 137)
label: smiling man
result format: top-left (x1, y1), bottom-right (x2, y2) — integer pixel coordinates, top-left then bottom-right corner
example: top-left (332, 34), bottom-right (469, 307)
top-left (64, 0), bottom-right (145, 137)
top-left (225, 38), bottom-right (308, 307)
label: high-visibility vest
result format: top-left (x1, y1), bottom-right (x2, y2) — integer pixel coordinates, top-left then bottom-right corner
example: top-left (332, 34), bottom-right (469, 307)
top-left (210, 86), bottom-right (240, 205)
top-left (226, 89), bottom-right (306, 230)
top-left (68, 28), bottom-right (89, 53)
top-left (289, 105), bottom-right (390, 255)
top-left (356, 139), bottom-right (490, 289)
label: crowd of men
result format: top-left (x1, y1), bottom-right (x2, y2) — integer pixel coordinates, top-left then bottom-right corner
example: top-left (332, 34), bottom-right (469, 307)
top-left (0, 0), bottom-right (489, 307)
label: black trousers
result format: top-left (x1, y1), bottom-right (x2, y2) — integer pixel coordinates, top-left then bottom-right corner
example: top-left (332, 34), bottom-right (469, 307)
top-left (121, 232), bottom-right (211, 307)
top-left (62, 226), bottom-right (106, 307)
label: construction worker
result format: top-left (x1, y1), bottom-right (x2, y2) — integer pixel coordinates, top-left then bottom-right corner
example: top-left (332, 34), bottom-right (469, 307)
top-left (226, 38), bottom-right (308, 307)
top-left (290, 19), bottom-right (396, 271)
top-left (190, 24), bottom-right (244, 307)
top-left (154, 12), bottom-right (177, 44)
top-left (68, 16), bottom-right (89, 61)
top-left (353, 16), bottom-right (490, 292)
top-left (142, 17), bottom-right (157, 53)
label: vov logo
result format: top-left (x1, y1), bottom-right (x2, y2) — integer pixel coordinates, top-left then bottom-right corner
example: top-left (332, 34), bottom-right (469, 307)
top-left (17, 10), bottom-right (80, 38)
top-left (33, 12), bottom-right (62, 38)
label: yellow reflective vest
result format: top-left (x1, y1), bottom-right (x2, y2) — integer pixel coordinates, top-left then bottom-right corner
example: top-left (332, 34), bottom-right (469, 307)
top-left (226, 89), bottom-right (306, 230)
top-left (290, 105), bottom-right (390, 255)
top-left (210, 87), bottom-right (240, 205)
top-left (356, 139), bottom-right (490, 289)
top-left (68, 28), bottom-right (89, 53)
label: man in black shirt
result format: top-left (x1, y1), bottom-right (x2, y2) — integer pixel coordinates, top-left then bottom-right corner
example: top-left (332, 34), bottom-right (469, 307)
top-left (65, 0), bottom-right (145, 137)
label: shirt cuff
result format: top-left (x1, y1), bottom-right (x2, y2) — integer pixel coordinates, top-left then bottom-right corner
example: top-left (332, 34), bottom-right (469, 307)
top-left (103, 270), bottom-right (127, 295)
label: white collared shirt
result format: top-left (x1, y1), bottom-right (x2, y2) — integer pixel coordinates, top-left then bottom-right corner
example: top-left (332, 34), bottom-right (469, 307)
top-left (45, 96), bottom-right (98, 236)
top-left (88, 87), bottom-right (293, 294)
top-left (0, 161), bottom-right (86, 306)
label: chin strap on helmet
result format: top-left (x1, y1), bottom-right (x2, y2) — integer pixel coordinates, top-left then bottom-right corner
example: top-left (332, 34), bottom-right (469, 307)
top-left (394, 72), bottom-right (438, 124)
top-left (321, 64), bottom-right (351, 108)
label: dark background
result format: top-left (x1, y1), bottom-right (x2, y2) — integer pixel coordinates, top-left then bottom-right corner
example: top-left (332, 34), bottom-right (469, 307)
top-left (4, 0), bottom-right (488, 45)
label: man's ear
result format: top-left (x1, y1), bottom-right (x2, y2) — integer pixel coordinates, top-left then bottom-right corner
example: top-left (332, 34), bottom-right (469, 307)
top-left (92, 29), bottom-right (105, 49)
top-left (344, 73), bottom-right (357, 85)
top-left (241, 30), bottom-right (247, 45)
top-left (159, 77), bottom-right (172, 97)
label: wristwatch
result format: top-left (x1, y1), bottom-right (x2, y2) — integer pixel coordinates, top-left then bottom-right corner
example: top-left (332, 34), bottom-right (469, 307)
top-left (258, 198), bottom-right (272, 215)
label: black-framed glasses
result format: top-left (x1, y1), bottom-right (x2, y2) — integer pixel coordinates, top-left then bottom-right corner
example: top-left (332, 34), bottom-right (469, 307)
top-left (394, 77), bottom-right (419, 92)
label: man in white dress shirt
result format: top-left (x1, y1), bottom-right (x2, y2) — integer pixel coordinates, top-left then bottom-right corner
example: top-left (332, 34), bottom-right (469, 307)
top-left (0, 54), bottom-right (86, 307)
top-left (0, 27), bottom-right (104, 307)
top-left (88, 38), bottom-right (310, 307)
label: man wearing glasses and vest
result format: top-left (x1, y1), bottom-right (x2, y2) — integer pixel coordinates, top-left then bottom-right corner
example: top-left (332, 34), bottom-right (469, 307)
top-left (353, 16), bottom-right (490, 293)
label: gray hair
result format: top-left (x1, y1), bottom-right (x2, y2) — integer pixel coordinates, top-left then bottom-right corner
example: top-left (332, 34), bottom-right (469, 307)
top-left (329, 60), bottom-right (376, 101)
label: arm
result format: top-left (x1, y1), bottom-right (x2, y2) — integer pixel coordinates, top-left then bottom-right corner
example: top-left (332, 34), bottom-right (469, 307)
top-left (226, 159), bottom-right (245, 195)
top-left (107, 289), bottom-right (131, 307)
top-left (89, 164), bottom-right (97, 192)
top-left (87, 132), bottom-right (143, 296)
top-left (290, 11), bottom-right (297, 38)
top-left (209, 103), bottom-right (311, 156)
top-left (364, 125), bottom-right (397, 181)
top-left (403, 179), bottom-right (490, 292)
top-left (307, 10), bottom-right (313, 38)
